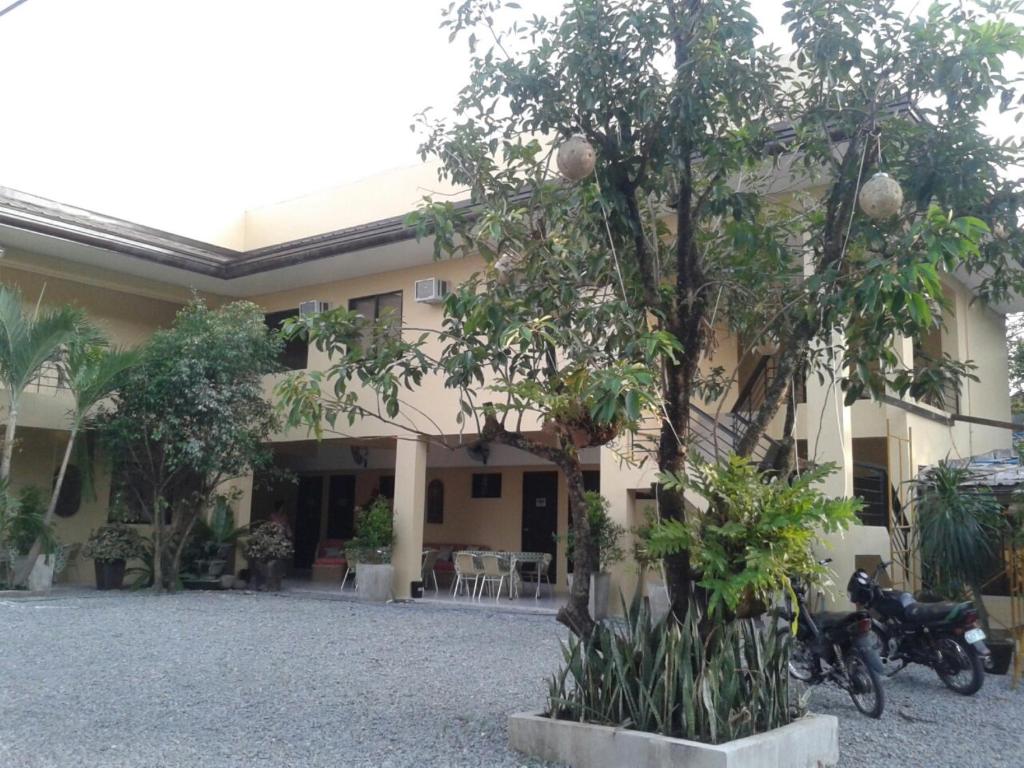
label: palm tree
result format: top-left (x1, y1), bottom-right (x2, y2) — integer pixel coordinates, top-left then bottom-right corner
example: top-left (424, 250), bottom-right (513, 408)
top-left (0, 286), bottom-right (81, 482)
top-left (913, 462), bottom-right (1008, 633)
top-left (13, 338), bottom-right (139, 584)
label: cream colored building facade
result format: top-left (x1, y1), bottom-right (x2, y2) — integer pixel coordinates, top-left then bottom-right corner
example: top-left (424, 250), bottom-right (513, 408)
top-left (0, 169), bottom-right (1017, 614)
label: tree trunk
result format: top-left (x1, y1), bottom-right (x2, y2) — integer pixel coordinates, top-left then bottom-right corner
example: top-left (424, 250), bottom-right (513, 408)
top-left (735, 352), bottom-right (797, 459)
top-left (151, 489), bottom-right (164, 592)
top-left (13, 426), bottom-right (77, 585)
top-left (557, 462), bottom-right (597, 638)
top-left (1, 400), bottom-right (19, 483)
top-left (658, 352), bottom-right (697, 621)
top-left (166, 508), bottom-right (201, 591)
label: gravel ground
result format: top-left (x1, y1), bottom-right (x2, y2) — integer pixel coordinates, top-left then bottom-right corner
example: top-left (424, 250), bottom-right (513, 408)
top-left (1, 591), bottom-right (1022, 768)
top-left (800, 661), bottom-right (1024, 768)
top-left (0, 591), bottom-right (565, 768)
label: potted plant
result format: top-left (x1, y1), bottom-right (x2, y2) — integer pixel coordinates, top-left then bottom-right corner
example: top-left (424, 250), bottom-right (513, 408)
top-left (83, 523), bottom-right (145, 590)
top-left (242, 521), bottom-right (294, 591)
top-left (914, 462), bottom-right (1013, 673)
top-left (561, 492), bottom-right (625, 621)
top-left (348, 496), bottom-right (395, 602)
top-left (189, 494), bottom-right (249, 580)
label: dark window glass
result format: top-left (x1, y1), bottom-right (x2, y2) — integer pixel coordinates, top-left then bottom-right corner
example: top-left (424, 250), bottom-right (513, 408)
top-left (378, 475), bottom-right (395, 500)
top-left (471, 473), bottom-right (502, 499)
top-left (327, 475), bottom-right (356, 539)
top-left (426, 479), bottom-right (444, 524)
top-left (348, 292), bottom-right (403, 348)
top-left (582, 471), bottom-right (600, 494)
top-left (264, 309), bottom-right (308, 371)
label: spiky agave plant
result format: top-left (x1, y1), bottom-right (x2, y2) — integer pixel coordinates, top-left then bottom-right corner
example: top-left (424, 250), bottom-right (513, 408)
top-left (546, 598), bottom-right (794, 745)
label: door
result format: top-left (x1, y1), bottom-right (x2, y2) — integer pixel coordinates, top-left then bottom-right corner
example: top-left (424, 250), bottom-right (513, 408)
top-left (327, 475), bottom-right (356, 539)
top-left (522, 472), bottom-right (559, 581)
top-left (294, 476), bottom-right (323, 570)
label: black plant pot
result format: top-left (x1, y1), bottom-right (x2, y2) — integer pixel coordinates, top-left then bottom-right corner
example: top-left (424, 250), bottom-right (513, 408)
top-left (255, 559), bottom-right (284, 591)
top-left (94, 559), bottom-right (126, 590)
top-left (985, 639), bottom-right (1015, 675)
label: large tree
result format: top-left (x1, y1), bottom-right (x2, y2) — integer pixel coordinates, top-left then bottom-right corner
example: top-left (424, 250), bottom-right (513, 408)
top-left (280, 190), bottom-right (674, 635)
top-left (101, 299), bottom-right (281, 591)
top-left (412, 0), bottom-right (1024, 617)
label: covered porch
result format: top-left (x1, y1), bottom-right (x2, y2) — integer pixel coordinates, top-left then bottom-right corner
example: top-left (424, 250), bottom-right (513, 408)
top-left (252, 434), bottom-right (621, 606)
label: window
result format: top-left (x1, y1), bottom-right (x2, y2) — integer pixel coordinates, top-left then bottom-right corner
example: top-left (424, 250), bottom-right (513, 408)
top-left (471, 473), bottom-right (502, 499)
top-left (378, 475), bottom-right (395, 500)
top-left (264, 309), bottom-right (309, 371)
top-left (426, 479), bottom-right (444, 524)
top-left (348, 292), bottom-right (403, 348)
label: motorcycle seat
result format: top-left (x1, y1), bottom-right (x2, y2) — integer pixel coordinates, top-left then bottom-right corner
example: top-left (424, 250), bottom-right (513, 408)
top-left (903, 601), bottom-right (959, 624)
top-left (815, 611), bottom-right (855, 629)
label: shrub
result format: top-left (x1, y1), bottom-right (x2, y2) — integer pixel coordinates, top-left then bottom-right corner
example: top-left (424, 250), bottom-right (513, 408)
top-left (1, 486), bottom-right (57, 557)
top-left (562, 492), bottom-right (626, 572)
top-left (348, 496), bottom-right (394, 564)
top-left (547, 599), bottom-right (794, 744)
top-left (83, 524), bottom-right (145, 563)
top-left (242, 521), bottom-right (295, 563)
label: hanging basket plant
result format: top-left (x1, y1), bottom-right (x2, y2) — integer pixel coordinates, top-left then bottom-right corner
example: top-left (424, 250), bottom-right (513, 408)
top-left (858, 172), bottom-right (904, 220)
top-left (556, 135), bottom-right (596, 181)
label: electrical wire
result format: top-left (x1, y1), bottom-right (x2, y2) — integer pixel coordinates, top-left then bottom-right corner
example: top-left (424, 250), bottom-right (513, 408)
top-left (0, 0), bottom-right (31, 19)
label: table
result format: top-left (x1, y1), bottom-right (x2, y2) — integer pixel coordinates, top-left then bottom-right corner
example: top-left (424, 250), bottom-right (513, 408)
top-left (463, 550), bottom-right (550, 599)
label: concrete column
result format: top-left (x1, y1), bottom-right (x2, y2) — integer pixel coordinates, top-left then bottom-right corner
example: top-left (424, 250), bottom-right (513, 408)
top-left (600, 446), bottom-right (638, 616)
top-left (392, 436), bottom-right (428, 599)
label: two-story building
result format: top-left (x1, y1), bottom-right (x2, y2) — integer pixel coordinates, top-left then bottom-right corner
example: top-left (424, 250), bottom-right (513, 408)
top-left (0, 164), bottom-right (1017, 614)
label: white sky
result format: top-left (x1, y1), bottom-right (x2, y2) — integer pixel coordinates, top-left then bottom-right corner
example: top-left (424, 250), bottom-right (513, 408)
top-left (0, 0), bottom-right (1015, 243)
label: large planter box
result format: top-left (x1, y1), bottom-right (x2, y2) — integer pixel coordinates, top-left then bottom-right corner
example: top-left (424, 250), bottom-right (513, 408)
top-left (589, 572), bottom-right (611, 621)
top-left (13, 555), bottom-right (55, 592)
top-left (356, 563), bottom-right (393, 602)
top-left (508, 712), bottom-right (838, 768)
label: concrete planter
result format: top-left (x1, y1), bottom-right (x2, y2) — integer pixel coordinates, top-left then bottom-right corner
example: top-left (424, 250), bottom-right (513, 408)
top-left (355, 563), bottom-right (393, 602)
top-left (14, 555), bottom-right (55, 592)
top-left (509, 712), bottom-right (838, 768)
top-left (589, 572), bottom-right (611, 621)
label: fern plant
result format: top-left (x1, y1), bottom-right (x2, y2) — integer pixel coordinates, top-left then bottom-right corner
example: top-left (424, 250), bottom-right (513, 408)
top-left (648, 456), bottom-right (859, 619)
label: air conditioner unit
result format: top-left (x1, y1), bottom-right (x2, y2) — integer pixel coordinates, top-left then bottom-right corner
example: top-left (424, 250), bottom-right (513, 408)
top-left (299, 300), bottom-right (329, 317)
top-left (414, 278), bottom-right (448, 304)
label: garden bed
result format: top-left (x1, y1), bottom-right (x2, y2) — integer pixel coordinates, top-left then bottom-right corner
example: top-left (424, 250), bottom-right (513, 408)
top-left (509, 712), bottom-right (838, 768)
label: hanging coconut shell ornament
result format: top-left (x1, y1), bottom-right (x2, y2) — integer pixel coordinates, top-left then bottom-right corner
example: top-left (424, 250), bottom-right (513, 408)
top-left (858, 172), bottom-right (904, 220)
top-left (556, 135), bottom-right (596, 181)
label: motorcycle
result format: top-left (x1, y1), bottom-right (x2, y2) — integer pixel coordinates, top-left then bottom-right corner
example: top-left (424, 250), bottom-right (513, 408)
top-left (782, 559), bottom-right (886, 718)
top-left (848, 560), bottom-right (990, 696)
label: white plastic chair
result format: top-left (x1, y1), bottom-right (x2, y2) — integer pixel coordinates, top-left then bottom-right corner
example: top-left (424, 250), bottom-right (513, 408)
top-left (452, 551), bottom-right (482, 598)
top-left (534, 553), bottom-right (553, 599)
top-left (421, 549), bottom-right (440, 593)
top-left (477, 553), bottom-right (510, 601)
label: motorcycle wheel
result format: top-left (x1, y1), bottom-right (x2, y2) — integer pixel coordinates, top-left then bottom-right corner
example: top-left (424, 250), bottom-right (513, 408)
top-left (845, 653), bottom-right (885, 718)
top-left (788, 636), bottom-right (818, 682)
top-left (935, 638), bottom-right (984, 696)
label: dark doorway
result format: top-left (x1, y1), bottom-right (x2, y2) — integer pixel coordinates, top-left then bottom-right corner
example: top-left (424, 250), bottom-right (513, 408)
top-left (522, 471), bottom-right (559, 581)
top-left (327, 475), bottom-right (356, 539)
top-left (294, 476), bottom-right (323, 569)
